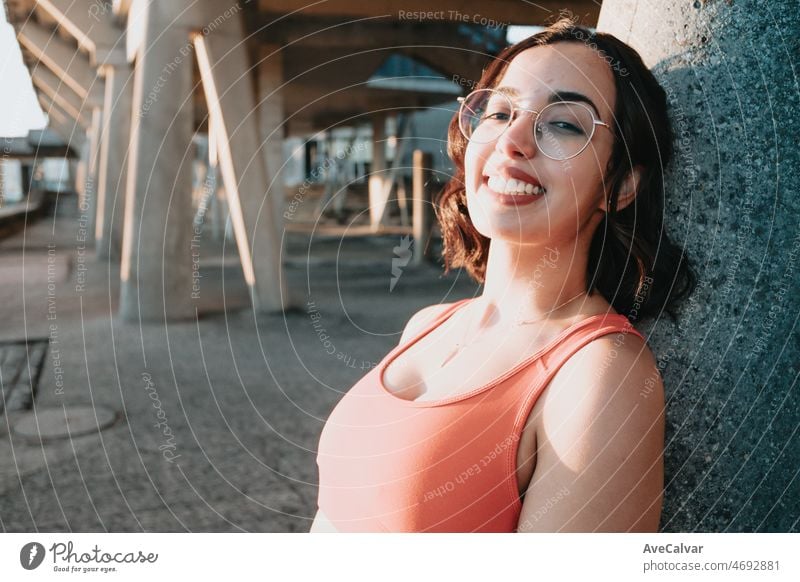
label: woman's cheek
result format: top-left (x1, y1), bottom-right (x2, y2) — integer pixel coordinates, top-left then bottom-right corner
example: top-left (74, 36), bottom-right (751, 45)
top-left (463, 143), bottom-right (486, 194)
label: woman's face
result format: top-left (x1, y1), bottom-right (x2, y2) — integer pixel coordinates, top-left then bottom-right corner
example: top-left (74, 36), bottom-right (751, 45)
top-left (464, 42), bottom-right (617, 248)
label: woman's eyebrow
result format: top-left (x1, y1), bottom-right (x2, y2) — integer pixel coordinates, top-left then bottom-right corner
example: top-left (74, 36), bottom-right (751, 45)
top-left (496, 86), bottom-right (604, 120)
top-left (548, 90), bottom-right (603, 119)
top-left (495, 86), bottom-right (520, 98)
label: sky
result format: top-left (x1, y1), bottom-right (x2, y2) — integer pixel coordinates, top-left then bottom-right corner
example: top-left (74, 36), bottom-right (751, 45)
top-left (507, 25), bottom-right (546, 44)
top-left (0, 4), bottom-right (46, 138)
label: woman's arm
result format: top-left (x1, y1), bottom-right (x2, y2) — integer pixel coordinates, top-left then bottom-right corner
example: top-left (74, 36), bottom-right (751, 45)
top-left (517, 334), bottom-right (665, 532)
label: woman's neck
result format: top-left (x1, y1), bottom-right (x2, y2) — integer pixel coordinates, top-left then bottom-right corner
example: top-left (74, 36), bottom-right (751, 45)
top-left (475, 237), bottom-right (594, 328)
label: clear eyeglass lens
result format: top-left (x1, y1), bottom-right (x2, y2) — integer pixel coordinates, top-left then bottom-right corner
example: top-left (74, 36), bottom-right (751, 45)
top-left (458, 90), bottom-right (597, 160)
top-left (534, 102), bottom-right (595, 159)
top-left (459, 90), bottom-right (511, 144)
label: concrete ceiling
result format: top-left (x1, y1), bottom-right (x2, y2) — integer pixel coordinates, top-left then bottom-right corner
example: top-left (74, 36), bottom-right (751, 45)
top-left (7, 0), bottom-right (602, 136)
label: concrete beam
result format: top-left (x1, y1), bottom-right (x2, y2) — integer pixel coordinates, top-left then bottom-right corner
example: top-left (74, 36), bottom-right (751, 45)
top-left (194, 23), bottom-right (290, 312)
top-left (37, 95), bottom-right (87, 152)
top-left (400, 45), bottom-right (487, 90)
top-left (258, 0), bottom-right (601, 26)
top-left (35, 0), bottom-right (126, 66)
top-left (17, 20), bottom-right (105, 105)
top-left (126, 0), bottom-right (247, 62)
top-left (277, 18), bottom-right (498, 50)
top-left (31, 66), bottom-right (93, 128)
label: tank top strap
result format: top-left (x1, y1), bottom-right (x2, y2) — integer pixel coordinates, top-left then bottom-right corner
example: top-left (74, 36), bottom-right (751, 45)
top-left (538, 313), bottom-right (645, 375)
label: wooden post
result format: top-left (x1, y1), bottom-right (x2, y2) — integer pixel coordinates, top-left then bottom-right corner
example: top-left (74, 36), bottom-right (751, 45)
top-left (412, 149), bottom-right (434, 265)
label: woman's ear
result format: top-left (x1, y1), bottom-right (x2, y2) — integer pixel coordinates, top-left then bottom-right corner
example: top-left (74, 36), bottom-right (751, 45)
top-left (601, 165), bottom-right (644, 212)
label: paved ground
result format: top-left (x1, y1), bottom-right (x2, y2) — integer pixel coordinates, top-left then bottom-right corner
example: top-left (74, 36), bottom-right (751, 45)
top-left (0, 210), bottom-right (477, 532)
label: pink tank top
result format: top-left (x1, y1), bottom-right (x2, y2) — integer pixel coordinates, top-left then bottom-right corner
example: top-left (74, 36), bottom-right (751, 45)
top-left (316, 298), bottom-right (645, 532)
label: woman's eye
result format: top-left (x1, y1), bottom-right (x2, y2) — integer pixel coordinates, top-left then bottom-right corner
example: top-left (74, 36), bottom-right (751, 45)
top-left (483, 111), bottom-right (510, 121)
top-left (549, 121), bottom-right (584, 134)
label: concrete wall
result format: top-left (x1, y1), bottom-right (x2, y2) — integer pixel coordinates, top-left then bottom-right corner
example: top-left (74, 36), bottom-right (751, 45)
top-left (598, 0), bottom-right (800, 532)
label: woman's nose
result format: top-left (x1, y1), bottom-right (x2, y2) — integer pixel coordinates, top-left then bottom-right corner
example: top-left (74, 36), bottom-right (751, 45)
top-left (495, 112), bottom-right (538, 159)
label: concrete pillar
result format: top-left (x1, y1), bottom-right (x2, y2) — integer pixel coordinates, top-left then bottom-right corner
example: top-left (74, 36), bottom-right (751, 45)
top-left (368, 112), bottom-right (387, 229)
top-left (84, 107), bottom-right (103, 249)
top-left (193, 21), bottom-right (289, 312)
top-left (411, 150), bottom-right (434, 265)
top-left (257, 44), bottom-right (288, 238)
top-left (374, 114), bottom-right (411, 228)
top-left (74, 138), bottom-right (88, 201)
top-left (120, 3), bottom-right (194, 321)
top-left (597, 0), bottom-right (800, 532)
top-left (96, 64), bottom-right (132, 260)
top-left (67, 159), bottom-right (79, 195)
top-left (73, 109), bottom-right (102, 222)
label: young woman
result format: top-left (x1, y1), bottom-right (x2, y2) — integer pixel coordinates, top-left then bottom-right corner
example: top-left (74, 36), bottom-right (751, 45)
top-left (311, 18), bottom-right (695, 533)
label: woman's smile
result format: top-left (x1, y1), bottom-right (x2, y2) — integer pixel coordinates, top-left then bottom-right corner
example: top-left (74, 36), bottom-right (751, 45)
top-left (480, 175), bottom-right (544, 206)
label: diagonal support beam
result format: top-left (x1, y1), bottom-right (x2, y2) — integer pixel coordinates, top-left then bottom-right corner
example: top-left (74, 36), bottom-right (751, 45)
top-left (37, 95), bottom-right (87, 152)
top-left (193, 24), bottom-right (290, 312)
top-left (17, 20), bottom-right (105, 105)
top-left (35, 0), bottom-right (127, 66)
top-left (31, 66), bottom-right (93, 128)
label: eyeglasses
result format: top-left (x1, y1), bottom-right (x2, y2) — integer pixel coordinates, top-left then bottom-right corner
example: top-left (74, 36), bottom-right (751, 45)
top-left (457, 88), bottom-right (612, 161)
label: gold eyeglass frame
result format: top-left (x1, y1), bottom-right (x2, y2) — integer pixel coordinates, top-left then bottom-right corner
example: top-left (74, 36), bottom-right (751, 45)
top-left (457, 88), bottom-right (613, 161)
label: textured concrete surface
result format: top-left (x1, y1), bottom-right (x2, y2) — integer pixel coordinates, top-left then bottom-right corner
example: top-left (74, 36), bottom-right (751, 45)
top-left (599, 0), bottom-right (800, 531)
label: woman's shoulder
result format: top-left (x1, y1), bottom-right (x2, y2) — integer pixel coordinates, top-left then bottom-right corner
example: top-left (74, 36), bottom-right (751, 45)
top-left (543, 318), bottom-right (663, 433)
top-left (557, 290), bottom-right (657, 392)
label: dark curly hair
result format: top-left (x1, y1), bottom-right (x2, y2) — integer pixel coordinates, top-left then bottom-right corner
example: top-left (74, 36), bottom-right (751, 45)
top-left (435, 16), bottom-right (696, 323)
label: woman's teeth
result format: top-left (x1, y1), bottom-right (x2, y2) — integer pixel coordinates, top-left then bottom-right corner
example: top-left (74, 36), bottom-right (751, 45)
top-left (486, 175), bottom-right (545, 196)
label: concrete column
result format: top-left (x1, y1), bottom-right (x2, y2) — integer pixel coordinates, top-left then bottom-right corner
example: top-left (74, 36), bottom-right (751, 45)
top-left (73, 110), bottom-right (101, 223)
top-left (598, 0), bottom-right (800, 532)
top-left (67, 159), bottom-right (79, 195)
top-left (96, 64), bottom-right (132, 260)
top-left (120, 3), bottom-right (194, 321)
top-left (74, 138), bottom-right (88, 201)
top-left (84, 107), bottom-right (103, 249)
top-left (411, 150), bottom-right (434, 265)
top-left (257, 44), bottom-right (288, 238)
top-left (193, 21), bottom-right (289, 312)
top-left (368, 112), bottom-right (387, 229)
top-left (374, 114), bottom-right (411, 228)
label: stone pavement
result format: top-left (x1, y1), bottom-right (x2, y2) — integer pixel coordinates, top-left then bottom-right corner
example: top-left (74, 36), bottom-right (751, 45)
top-left (0, 214), bottom-right (477, 532)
